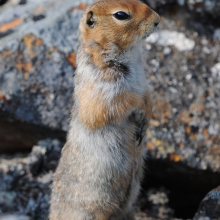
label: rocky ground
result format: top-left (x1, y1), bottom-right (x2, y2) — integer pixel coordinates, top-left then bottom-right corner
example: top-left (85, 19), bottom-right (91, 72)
top-left (0, 0), bottom-right (220, 219)
top-left (0, 139), bottom-right (219, 220)
top-left (144, 0), bottom-right (220, 18)
top-left (0, 139), bottom-right (175, 220)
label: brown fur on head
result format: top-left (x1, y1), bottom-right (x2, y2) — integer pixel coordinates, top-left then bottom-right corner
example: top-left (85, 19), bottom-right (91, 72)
top-left (79, 0), bottom-right (160, 51)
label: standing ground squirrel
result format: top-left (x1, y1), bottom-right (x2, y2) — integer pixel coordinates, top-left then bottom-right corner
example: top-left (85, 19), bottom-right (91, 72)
top-left (49, 0), bottom-right (160, 219)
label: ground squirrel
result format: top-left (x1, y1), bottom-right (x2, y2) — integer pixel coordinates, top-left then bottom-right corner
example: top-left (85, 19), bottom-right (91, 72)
top-left (49, 0), bottom-right (160, 219)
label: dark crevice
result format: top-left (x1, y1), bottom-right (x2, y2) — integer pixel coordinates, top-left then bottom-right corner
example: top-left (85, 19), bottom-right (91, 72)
top-left (32, 14), bottom-right (46, 22)
top-left (0, 30), bottom-right (14, 39)
top-left (142, 158), bottom-right (220, 218)
top-left (0, 118), bottom-right (66, 153)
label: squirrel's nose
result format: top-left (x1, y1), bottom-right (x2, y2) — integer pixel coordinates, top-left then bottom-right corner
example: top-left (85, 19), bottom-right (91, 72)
top-left (153, 13), bottom-right (160, 27)
top-left (154, 21), bottom-right (159, 27)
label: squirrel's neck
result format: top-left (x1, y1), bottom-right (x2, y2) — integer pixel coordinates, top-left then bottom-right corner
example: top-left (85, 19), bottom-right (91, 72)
top-left (76, 39), bottom-right (142, 81)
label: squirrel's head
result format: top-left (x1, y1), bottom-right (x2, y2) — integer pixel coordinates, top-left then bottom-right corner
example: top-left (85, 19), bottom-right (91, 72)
top-left (79, 0), bottom-right (160, 51)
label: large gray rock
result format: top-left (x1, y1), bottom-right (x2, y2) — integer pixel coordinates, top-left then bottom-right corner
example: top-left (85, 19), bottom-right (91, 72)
top-left (1, 0), bottom-right (220, 173)
top-left (194, 186), bottom-right (220, 220)
top-left (144, 15), bottom-right (220, 173)
top-left (1, 1), bottom-right (220, 219)
top-left (0, 0), bottom-right (95, 131)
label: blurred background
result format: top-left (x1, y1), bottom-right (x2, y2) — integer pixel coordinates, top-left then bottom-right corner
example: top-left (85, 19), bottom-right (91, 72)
top-left (0, 0), bottom-right (220, 219)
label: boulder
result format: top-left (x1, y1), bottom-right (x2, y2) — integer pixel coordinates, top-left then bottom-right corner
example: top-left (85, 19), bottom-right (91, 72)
top-left (1, 0), bottom-right (220, 175)
top-left (194, 186), bottom-right (220, 220)
top-left (0, 0), bottom-right (95, 132)
top-left (0, 0), bottom-right (95, 151)
top-left (1, 0), bottom-right (220, 214)
top-left (144, 16), bottom-right (220, 173)
top-left (1, 0), bottom-right (220, 219)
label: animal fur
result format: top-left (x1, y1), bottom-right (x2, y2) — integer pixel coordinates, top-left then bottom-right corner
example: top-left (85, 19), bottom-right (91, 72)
top-left (50, 0), bottom-right (160, 219)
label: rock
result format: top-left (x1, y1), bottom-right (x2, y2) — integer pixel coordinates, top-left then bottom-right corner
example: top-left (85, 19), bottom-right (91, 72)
top-left (143, 0), bottom-right (220, 18)
top-left (0, 0), bottom-right (220, 177)
top-left (142, 0), bottom-right (175, 8)
top-left (0, 0), bottom-right (95, 132)
top-left (0, 139), bottom-right (176, 220)
top-left (163, 47), bottom-right (172, 56)
top-left (0, 192), bottom-right (16, 211)
top-left (177, 0), bottom-right (185, 6)
top-left (211, 63), bottom-right (220, 80)
top-left (0, 0), bottom-right (219, 136)
top-left (213, 29), bottom-right (220, 40)
top-left (27, 139), bottom-right (63, 175)
top-left (0, 139), bottom-right (63, 219)
top-left (144, 14), bottom-right (220, 174)
top-left (0, 170), bottom-right (50, 219)
top-left (0, 215), bottom-right (30, 220)
top-left (194, 186), bottom-right (220, 220)
top-left (0, 0), bottom-right (220, 219)
top-left (138, 188), bottom-right (174, 219)
top-left (197, 218), bottom-right (211, 220)
top-left (27, 145), bottom-right (46, 176)
top-left (146, 30), bottom-right (195, 51)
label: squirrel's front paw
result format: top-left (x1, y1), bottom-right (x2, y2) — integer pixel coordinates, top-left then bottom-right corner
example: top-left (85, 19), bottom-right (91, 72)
top-left (131, 109), bottom-right (145, 125)
top-left (136, 119), bottom-right (148, 146)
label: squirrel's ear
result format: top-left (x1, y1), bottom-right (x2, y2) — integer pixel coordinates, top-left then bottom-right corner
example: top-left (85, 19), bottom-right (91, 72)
top-left (86, 11), bottom-right (95, 28)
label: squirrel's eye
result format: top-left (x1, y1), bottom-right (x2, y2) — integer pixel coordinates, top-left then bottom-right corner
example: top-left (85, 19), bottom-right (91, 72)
top-left (113, 11), bottom-right (130, 20)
